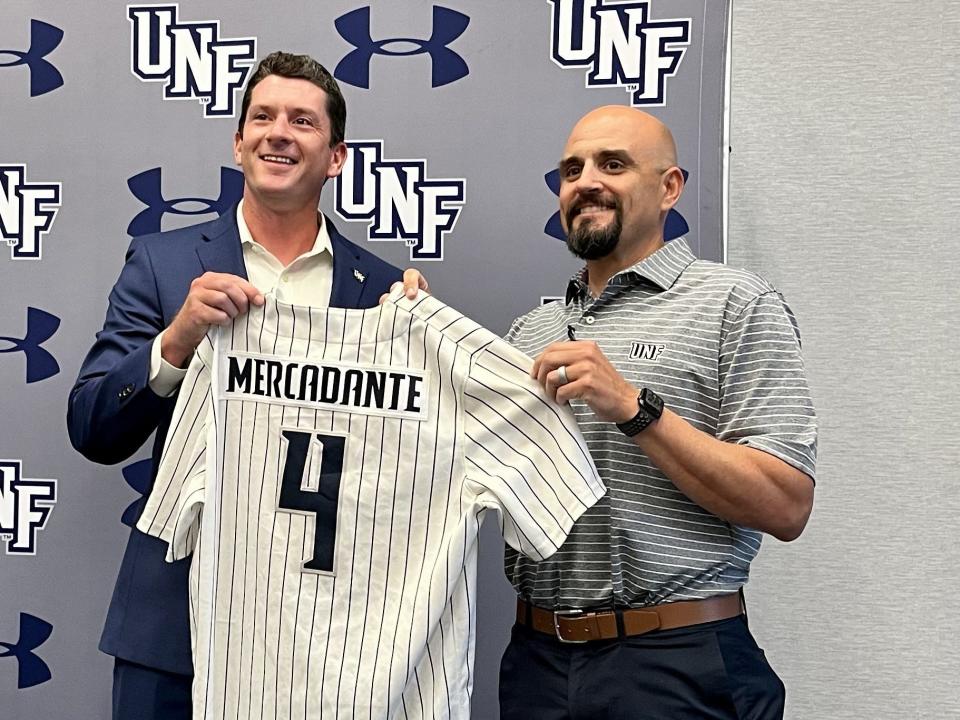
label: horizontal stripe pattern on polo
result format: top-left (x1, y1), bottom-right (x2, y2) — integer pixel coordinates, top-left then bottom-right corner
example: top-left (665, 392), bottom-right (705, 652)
top-left (504, 237), bottom-right (817, 609)
top-left (137, 292), bottom-right (604, 720)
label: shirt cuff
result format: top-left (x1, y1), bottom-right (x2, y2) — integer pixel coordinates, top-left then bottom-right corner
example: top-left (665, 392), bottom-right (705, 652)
top-left (149, 331), bottom-right (188, 397)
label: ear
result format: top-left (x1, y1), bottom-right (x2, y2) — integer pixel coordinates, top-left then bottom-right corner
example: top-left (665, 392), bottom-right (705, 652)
top-left (660, 166), bottom-right (684, 211)
top-left (326, 141), bottom-right (348, 179)
top-left (233, 131), bottom-right (243, 166)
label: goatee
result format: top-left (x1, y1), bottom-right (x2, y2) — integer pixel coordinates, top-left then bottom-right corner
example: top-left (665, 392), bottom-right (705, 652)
top-left (565, 215), bottom-right (622, 260)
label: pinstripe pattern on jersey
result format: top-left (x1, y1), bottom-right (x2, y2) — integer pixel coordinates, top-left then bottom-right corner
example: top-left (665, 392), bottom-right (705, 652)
top-left (137, 293), bottom-right (604, 720)
top-left (504, 238), bottom-right (817, 610)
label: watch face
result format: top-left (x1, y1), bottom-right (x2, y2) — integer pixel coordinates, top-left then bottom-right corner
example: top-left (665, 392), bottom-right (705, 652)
top-left (643, 389), bottom-right (664, 414)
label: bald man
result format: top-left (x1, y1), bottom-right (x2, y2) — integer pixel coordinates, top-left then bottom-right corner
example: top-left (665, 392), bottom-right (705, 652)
top-left (397, 107), bottom-right (817, 718)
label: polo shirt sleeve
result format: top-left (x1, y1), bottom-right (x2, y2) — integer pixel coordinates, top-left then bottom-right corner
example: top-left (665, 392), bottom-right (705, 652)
top-left (717, 290), bottom-right (818, 481)
top-left (136, 335), bottom-right (214, 561)
top-left (461, 339), bottom-right (606, 562)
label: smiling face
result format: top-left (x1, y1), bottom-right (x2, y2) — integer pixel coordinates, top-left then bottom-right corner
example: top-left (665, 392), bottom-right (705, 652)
top-left (233, 74), bottom-right (347, 214)
top-left (558, 107), bottom-right (682, 262)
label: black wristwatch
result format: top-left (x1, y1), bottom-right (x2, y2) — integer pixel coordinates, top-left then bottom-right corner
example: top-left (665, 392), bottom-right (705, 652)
top-left (616, 388), bottom-right (664, 437)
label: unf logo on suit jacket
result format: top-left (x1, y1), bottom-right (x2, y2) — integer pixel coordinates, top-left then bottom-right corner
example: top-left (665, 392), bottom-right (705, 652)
top-left (138, 293), bottom-right (604, 719)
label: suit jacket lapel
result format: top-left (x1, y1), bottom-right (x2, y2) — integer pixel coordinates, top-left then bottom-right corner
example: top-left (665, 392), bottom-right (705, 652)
top-left (328, 216), bottom-right (370, 309)
top-left (195, 205), bottom-right (247, 279)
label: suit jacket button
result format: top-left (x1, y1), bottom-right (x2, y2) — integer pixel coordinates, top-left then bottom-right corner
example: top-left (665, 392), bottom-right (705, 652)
top-left (118, 384), bottom-right (135, 399)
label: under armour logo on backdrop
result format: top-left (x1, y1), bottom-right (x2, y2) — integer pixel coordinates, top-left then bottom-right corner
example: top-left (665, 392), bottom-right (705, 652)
top-left (334, 5), bottom-right (470, 88)
top-left (0, 19), bottom-right (64, 97)
top-left (0, 307), bottom-right (60, 384)
top-left (543, 167), bottom-right (689, 241)
top-left (120, 459), bottom-right (152, 528)
top-left (127, 167), bottom-right (244, 235)
top-left (548, 0), bottom-right (690, 106)
top-left (0, 613), bottom-right (53, 688)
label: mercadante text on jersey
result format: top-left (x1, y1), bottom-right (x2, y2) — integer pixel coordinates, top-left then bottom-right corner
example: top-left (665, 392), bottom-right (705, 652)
top-left (225, 353), bottom-right (425, 416)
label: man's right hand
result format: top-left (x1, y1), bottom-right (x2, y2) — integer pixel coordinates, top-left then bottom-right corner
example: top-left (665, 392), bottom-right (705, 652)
top-left (161, 272), bottom-right (264, 368)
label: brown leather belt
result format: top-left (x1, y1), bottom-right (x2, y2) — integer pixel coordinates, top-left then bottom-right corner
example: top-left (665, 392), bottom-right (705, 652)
top-left (516, 593), bottom-right (743, 644)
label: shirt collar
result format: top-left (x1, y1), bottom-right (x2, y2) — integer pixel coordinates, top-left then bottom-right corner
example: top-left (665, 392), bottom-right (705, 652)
top-left (236, 200), bottom-right (332, 259)
top-left (565, 237), bottom-right (698, 304)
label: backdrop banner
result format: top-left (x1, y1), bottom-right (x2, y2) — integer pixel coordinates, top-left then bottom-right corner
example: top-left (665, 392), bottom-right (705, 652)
top-left (0, 1), bottom-right (728, 716)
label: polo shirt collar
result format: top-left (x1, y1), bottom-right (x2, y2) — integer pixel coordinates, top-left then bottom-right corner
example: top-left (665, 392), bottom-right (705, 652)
top-left (236, 200), bottom-right (332, 259)
top-left (565, 237), bottom-right (698, 304)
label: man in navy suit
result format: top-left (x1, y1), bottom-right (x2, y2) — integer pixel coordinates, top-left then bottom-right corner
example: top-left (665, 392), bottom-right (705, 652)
top-left (67, 51), bottom-right (403, 720)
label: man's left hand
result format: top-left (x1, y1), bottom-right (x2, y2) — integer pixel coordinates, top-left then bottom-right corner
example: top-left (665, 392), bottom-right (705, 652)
top-left (532, 341), bottom-right (637, 423)
top-left (379, 268), bottom-right (430, 304)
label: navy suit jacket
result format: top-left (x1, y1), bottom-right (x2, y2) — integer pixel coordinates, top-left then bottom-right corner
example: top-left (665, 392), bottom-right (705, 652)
top-left (67, 208), bottom-right (401, 674)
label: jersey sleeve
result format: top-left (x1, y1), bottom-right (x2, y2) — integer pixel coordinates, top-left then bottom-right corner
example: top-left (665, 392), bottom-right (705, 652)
top-left (463, 339), bottom-right (605, 562)
top-left (136, 335), bottom-right (214, 561)
top-left (718, 290), bottom-right (818, 481)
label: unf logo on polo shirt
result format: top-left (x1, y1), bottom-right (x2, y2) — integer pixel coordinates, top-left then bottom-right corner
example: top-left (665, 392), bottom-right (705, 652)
top-left (0, 612), bottom-right (53, 689)
top-left (334, 5), bottom-right (470, 89)
top-left (126, 166), bottom-right (244, 235)
top-left (548, 0), bottom-right (690, 106)
top-left (0, 19), bottom-right (63, 97)
top-left (0, 460), bottom-right (57, 557)
top-left (334, 141), bottom-right (465, 261)
top-left (630, 341), bottom-right (665, 361)
top-left (0, 307), bottom-right (60, 384)
top-left (0, 165), bottom-right (61, 260)
top-left (128, 4), bottom-right (256, 118)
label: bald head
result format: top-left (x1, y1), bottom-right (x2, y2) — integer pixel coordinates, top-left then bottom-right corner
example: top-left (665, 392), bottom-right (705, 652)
top-left (565, 106), bottom-right (678, 169)
top-left (557, 105), bottom-right (685, 273)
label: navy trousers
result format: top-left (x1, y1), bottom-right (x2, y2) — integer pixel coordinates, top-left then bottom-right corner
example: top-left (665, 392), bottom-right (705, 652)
top-left (499, 616), bottom-right (785, 720)
top-left (112, 657), bottom-right (191, 720)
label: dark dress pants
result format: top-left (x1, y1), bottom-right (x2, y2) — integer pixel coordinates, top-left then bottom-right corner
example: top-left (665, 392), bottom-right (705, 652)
top-left (112, 657), bottom-right (192, 720)
top-left (499, 616), bottom-right (785, 720)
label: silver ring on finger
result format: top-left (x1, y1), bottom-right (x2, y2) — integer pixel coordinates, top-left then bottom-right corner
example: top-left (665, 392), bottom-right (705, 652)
top-left (557, 365), bottom-right (569, 385)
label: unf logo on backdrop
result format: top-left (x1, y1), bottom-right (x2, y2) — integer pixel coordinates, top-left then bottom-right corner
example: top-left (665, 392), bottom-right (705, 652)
top-left (0, 460), bottom-right (57, 557)
top-left (128, 4), bottom-right (256, 118)
top-left (542, 167), bottom-right (689, 241)
top-left (127, 167), bottom-right (244, 236)
top-left (548, 0), bottom-right (690, 106)
top-left (335, 141), bottom-right (465, 261)
top-left (0, 19), bottom-right (63, 97)
top-left (1, 307), bottom-right (60, 384)
top-left (0, 612), bottom-right (53, 689)
top-left (0, 165), bottom-right (61, 260)
top-left (334, 5), bottom-right (469, 89)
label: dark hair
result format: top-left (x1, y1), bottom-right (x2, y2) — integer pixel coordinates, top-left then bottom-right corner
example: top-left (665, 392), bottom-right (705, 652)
top-left (237, 51), bottom-right (346, 146)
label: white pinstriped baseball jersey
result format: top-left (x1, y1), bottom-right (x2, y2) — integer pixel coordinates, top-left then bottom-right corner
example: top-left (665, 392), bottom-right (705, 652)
top-left (137, 292), bottom-right (604, 720)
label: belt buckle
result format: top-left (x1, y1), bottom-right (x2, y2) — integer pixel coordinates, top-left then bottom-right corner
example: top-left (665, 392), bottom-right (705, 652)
top-left (553, 609), bottom-right (588, 644)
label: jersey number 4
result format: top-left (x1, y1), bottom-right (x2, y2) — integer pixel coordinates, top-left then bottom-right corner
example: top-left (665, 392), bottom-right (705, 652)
top-left (277, 430), bottom-right (345, 574)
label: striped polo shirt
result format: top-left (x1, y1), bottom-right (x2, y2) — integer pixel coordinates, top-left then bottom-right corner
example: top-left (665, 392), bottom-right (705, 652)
top-left (504, 238), bottom-right (818, 609)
